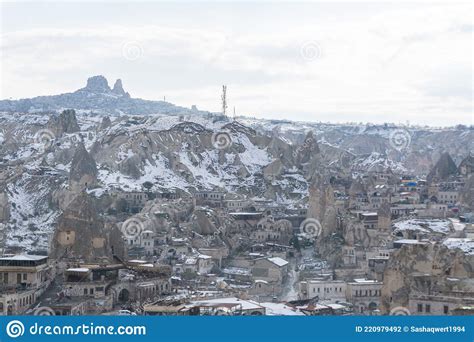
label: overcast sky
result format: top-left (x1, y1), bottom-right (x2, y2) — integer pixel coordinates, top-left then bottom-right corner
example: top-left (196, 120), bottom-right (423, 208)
top-left (1, 1), bottom-right (472, 126)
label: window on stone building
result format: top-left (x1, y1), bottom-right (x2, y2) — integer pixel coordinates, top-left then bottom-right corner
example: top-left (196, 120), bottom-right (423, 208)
top-left (425, 304), bottom-right (430, 313)
top-left (443, 306), bottom-right (449, 314)
top-left (417, 304), bottom-right (423, 313)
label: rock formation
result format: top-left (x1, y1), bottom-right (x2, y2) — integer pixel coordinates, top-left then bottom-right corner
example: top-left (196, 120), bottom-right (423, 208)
top-left (112, 79), bottom-right (130, 98)
top-left (0, 190), bottom-right (10, 223)
top-left (377, 202), bottom-right (391, 231)
top-left (459, 174), bottom-right (474, 210)
top-left (0, 75), bottom-right (197, 115)
top-left (82, 75), bottom-right (111, 93)
top-left (98, 116), bottom-right (112, 130)
top-left (47, 109), bottom-right (80, 136)
top-left (51, 192), bottom-right (123, 262)
top-left (381, 242), bottom-right (474, 313)
top-left (69, 142), bottom-right (98, 192)
top-left (307, 172), bottom-right (335, 228)
top-left (427, 152), bottom-right (458, 183)
top-left (458, 153), bottom-right (474, 177)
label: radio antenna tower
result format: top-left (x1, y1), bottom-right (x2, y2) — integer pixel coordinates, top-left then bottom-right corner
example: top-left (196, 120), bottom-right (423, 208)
top-left (233, 106), bottom-right (236, 121)
top-left (221, 85), bottom-right (228, 116)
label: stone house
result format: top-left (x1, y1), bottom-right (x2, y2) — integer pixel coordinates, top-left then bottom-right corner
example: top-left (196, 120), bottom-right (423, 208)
top-left (116, 191), bottom-right (149, 213)
top-left (179, 254), bottom-right (214, 275)
top-left (299, 280), bottom-right (347, 301)
top-left (0, 255), bottom-right (53, 315)
top-left (195, 190), bottom-right (225, 208)
top-left (251, 257), bottom-right (289, 284)
top-left (408, 292), bottom-right (474, 315)
top-left (346, 278), bottom-right (383, 314)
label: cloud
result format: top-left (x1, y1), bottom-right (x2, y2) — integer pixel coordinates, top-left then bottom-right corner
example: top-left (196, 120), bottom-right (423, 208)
top-left (0, 2), bottom-right (472, 126)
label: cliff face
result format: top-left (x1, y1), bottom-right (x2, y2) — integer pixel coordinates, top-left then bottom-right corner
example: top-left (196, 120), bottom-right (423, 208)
top-left (381, 242), bottom-right (474, 313)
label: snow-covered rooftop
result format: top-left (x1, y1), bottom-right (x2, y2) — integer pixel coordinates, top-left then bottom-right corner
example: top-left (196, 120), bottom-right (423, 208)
top-left (66, 267), bottom-right (90, 273)
top-left (443, 238), bottom-right (474, 255)
top-left (393, 218), bottom-right (452, 235)
top-left (267, 256), bottom-right (289, 267)
top-left (0, 254), bottom-right (47, 261)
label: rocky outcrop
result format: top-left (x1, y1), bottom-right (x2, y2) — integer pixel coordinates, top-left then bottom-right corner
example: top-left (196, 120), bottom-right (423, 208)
top-left (98, 116), bottom-right (112, 130)
top-left (69, 142), bottom-right (98, 192)
top-left (192, 208), bottom-right (218, 235)
top-left (381, 242), bottom-right (474, 313)
top-left (297, 131), bottom-right (320, 166)
top-left (263, 159), bottom-right (283, 180)
top-left (307, 172), bottom-right (335, 228)
top-left (458, 154), bottom-right (474, 177)
top-left (112, 79), bottom-right (126, 96)
top-left (377, 202), bottom-right (391, 231)
top-left (427, 152), bottom-right (458, 183)
top-left (51, 192), bottom-right (123, 262)
top-left (81, 75), bottom-right (111, 93)
top-left (0, 190), bottom-right (10, 223)
top-left (0, 75), bottom-right (204, 115)
top-left (459, 174), bottom-right (474, 210)
top-left (47, 109), bottom-right (80, 136)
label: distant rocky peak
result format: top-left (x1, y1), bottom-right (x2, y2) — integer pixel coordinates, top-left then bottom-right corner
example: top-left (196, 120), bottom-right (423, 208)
top-left (83, 75), bottom-right (111, 93)
top-left (112, 79), bottom-right (126, 95)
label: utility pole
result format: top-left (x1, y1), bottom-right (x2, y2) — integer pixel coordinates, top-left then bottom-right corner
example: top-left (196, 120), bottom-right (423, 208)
top-left (233, 106), bottom-right (236, 121)
top-left (221, 85), bottom-right (227, 116)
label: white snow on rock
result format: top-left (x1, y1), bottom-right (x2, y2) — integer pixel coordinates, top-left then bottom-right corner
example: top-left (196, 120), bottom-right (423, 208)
top-left (443, 238), bottom-right (474, 255)
top-left (393, 218), bottom-right (452, 235)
